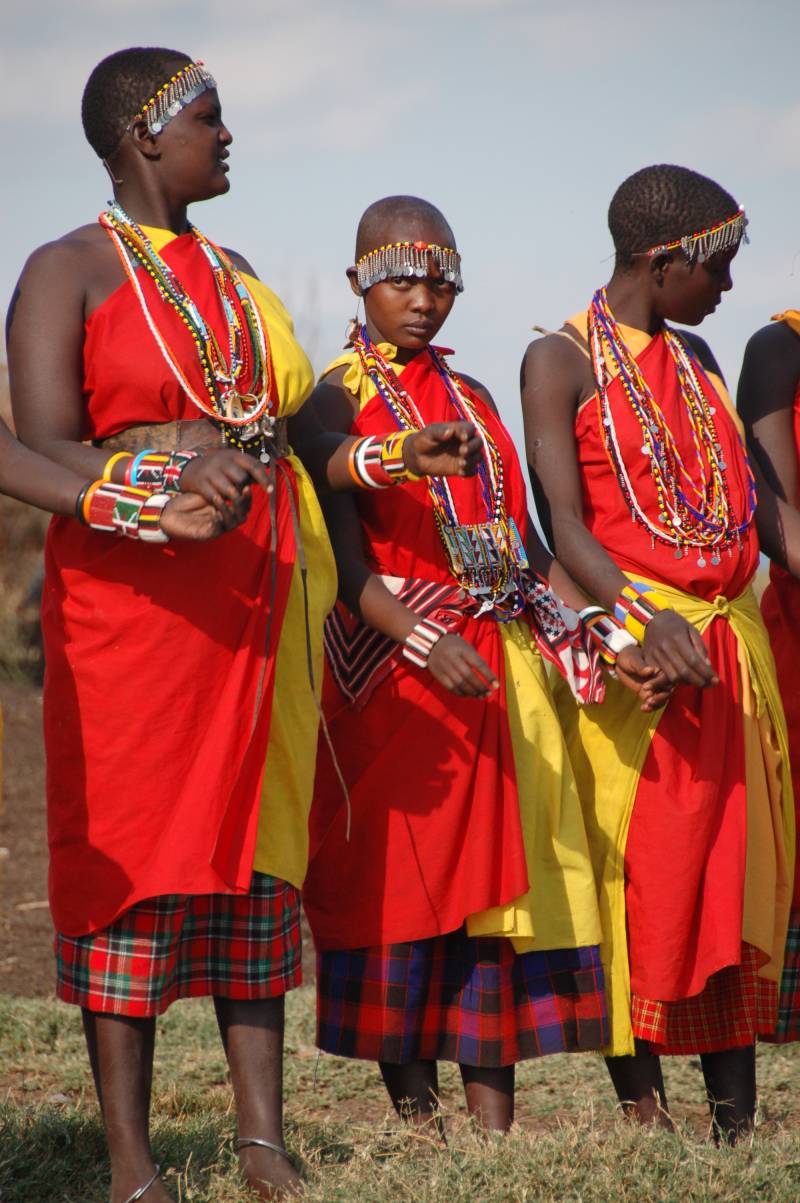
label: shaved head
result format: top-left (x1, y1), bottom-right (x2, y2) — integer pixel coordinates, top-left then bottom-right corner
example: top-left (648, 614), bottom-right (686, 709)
top-left (355, 196), bottom-right (456, 260)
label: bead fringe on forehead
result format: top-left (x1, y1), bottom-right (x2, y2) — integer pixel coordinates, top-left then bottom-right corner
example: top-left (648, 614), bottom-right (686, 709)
top-left (646, 208), bottom-right (748, 264)
top-left (356, 241), bottom-right (464, 293)
top-left (131, 61), bottom-right (217, 137)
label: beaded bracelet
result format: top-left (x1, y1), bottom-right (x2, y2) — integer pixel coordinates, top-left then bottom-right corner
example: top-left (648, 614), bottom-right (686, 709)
top-left (402, 617), bottom-right (449, 668)
top-left (579, 605), bottom-right (637, 670)
top-left (347, 432), bottom-right (422, 489)
top-left (76, 479), bottom-right (170, 543)
top-left (102, 450), bottom-right (134, 481)
top-left (124, 449), bottom-right (198, 492)
top-left (613, 582), bottom-right (666, 643)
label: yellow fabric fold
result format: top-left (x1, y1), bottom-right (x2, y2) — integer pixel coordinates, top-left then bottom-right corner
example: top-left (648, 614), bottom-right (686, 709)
top-left (253, 457), bottom-right (337, 887)
top-left (466, 620), bottom-right (604, 952)
top-left (554, 578), bottom-right (794, 1055)
top-left (322, 343), bottom-right (398, 408)
top-left (772, 309), bottom-right (800, 337)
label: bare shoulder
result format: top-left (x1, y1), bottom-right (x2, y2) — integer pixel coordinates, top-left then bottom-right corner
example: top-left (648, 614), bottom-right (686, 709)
top-left (221, 246), bottom-right (258, 277)
top-left (307, 365), bottom-right (359, 429)
top-left (18, 225), bottom-right (108, 284)
top-left (521, 328), bottom-right (587, 383)
top-left (744, 320), bottom-right (800, 367)
top-left (457, 371), bottom-right (497, 414)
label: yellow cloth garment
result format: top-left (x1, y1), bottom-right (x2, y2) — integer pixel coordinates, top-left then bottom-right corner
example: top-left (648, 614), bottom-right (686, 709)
top-left (555, 578), bottom-right (794, 1056)
top-left (322, 345), bottom-right (603, 952)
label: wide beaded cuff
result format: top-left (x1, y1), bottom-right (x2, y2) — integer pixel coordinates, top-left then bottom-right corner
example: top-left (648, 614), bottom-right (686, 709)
top-left (402, 617), bottom-right (449, 668)
top-left (76, 480), bottom-right (170, 543)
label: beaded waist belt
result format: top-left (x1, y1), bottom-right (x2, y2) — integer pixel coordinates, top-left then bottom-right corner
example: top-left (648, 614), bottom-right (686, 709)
top-left (93, 417), bottom-right (290, 459)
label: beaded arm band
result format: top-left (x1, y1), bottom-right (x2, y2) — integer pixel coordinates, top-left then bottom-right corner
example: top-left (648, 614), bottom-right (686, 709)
top-left (613, 581), bottom-right (669, 643)
top-left (75, 480), bottom-right (170, 543)
top-left (347, 432), bottom-right (423, 489)
top-left (402, 618), bottom-right (450, 669)
top-left (579, 606), bottom-right (637, 670)
top-left (123, 449), bottom-right (199, 492)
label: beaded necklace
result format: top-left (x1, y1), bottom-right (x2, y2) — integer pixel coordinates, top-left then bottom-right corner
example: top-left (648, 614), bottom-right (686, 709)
top-left (589, 287), bottom-right (756, 566)
top-left (99, 202), bottom-right (276, 457)
top-left (353, 327), bottom-right (527, 612)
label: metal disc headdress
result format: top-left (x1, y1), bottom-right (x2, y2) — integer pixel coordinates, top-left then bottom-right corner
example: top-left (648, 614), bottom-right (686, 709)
top-left (130, 61), bottom-right (217, 136)
top-left (646, 207), bottom-right (748, 264)
top-left (356, 241), bottom-right (464, 293)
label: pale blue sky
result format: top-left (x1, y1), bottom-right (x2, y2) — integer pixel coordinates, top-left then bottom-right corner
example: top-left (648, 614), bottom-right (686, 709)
top-left (2, 0), bottom-right (799, 467)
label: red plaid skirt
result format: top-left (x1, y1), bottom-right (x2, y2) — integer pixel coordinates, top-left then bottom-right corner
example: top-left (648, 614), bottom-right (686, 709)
top-left (55, 872), bottom-right (301, 1017)
top-left (632, 943), bottom-right (778, 1054)
top-left (317, 928), bottom-right (607, 1067)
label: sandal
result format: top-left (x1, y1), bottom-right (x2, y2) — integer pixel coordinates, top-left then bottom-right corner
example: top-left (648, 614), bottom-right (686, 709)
top-left (122, 1164), bottom-right (162, 1203)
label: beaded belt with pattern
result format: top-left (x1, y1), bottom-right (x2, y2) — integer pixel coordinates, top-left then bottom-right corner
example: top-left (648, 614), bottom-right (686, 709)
top-left (93, 417), bottom-right (289, 460)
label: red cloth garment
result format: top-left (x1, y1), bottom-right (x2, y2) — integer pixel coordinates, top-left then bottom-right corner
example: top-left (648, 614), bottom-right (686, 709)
top-left (303, 350), bottom-right (532, 951)
top-left (44, 233), bottom-right (299, 936)
top-left (573, 325), bottom-right (762, 1014)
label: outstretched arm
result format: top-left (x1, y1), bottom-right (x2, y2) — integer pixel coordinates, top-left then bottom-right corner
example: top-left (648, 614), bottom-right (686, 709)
top-left (288, 371), bottom-right (482, 494)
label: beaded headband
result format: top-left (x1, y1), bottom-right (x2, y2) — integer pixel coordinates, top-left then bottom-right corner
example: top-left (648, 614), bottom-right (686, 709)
top-left (646, 208), bottom-right (748, 264)
top-left (356, 241), bottom-right (464, 293)
top-left (130, 61), bottom-right (217, 136)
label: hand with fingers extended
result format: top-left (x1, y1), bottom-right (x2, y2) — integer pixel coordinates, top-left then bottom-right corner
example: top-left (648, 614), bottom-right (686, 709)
top-left (425, 633), bottom-right (500, 698)
top-left (179, 449), bottom-right (272, 523)
top-left (642, 610), bottom-right (719, 689)
top-left (404, 422), bottom-right (483, 478)
top-left (159, 490), bottom-right (251, 540)
top-left (616, 644), bottom-right (674, 712)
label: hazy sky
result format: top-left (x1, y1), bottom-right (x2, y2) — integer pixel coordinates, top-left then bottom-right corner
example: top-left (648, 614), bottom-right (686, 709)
top-left (2, 0), bottom-right (799, 467)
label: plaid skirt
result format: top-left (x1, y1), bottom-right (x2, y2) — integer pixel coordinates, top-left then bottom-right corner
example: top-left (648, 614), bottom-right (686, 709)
top-left (55, 872), bottom-right (301, 1017)
top-left (317, 928), bottom-right (608, 1067)
top-left (632, 943), bottom-right (778, 1054)
top-left (764, 908), bottom-right (800, 1044)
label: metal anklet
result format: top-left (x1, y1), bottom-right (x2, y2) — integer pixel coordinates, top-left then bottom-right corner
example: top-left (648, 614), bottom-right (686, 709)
top-left (122, 1164), bottom-right (161, 1203)
top-left (236, 1137), bottom-right (294, 1165)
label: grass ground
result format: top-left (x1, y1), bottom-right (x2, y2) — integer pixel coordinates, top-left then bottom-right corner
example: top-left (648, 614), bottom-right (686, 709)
top-left (2, 988), bottom-right (800, 1202)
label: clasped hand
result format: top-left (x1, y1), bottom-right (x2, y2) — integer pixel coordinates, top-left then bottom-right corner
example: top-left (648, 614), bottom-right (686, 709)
top-left (160, 449), bottom-right (272, 541)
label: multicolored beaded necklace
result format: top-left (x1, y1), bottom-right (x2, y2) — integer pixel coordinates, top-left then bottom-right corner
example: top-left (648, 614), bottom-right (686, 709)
top-left (352, 327), bottom-right (528, 613)
top-left (99, 202), bottom-right (276, 458)
top-left (589, 287), bottom-right (756, 566)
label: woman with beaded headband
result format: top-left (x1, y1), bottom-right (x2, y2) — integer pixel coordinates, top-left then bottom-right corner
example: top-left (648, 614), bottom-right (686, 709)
top-left (299, 195), bottom-right (672, 1133)
top-left (7, 48), bottom-right (480, 1203)
top-left (739, 304), bottom-right (800, 1046)
top-left (521, 163), bottom-right (800, 1142)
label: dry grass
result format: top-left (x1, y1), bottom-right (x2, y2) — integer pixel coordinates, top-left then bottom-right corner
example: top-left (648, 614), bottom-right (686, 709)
top-left (2, 988), bottom-right (800, 1202)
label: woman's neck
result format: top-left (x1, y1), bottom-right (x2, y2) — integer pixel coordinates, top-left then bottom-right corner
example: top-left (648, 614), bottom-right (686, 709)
top-left (604, 271), bottom-right (663, 336)
top-left (111, 181), bottom-right (190, 235)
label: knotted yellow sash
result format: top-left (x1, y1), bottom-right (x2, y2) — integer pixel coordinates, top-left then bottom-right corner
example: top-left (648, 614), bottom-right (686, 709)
top-left (555, 578), bottom-right (794, 1055)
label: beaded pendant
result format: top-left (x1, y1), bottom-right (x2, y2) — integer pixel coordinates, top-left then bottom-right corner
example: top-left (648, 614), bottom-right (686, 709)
top-left (353, 328), bottom-right (527, 614)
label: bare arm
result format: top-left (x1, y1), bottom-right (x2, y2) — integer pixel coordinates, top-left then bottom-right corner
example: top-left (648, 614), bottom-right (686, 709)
top-left (0, 417), bottom-right (85, 514)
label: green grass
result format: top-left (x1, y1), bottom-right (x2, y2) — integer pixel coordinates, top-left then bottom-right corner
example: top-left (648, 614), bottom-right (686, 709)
top-left (3, 989), bottom-right (800, 1201)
